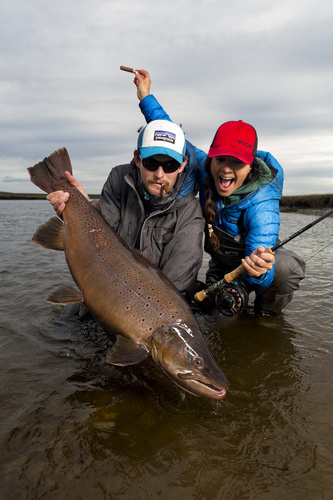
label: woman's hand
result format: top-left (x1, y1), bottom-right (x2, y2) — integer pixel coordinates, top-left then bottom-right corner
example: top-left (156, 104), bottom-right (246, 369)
top-left (133, 69), bottom-right (151, 101)
top-left (241, 246), bottom-right (275, 278)
top-left (46, 171), bottom-right (89, 216)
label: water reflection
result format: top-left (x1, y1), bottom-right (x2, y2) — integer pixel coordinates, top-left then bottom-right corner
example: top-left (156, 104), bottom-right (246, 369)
top-left (1, 203), bottom-right (333, 499)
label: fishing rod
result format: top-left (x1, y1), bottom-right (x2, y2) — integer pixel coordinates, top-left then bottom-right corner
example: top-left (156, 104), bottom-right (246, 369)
top-left (194, 207), bottom-right (333, 313)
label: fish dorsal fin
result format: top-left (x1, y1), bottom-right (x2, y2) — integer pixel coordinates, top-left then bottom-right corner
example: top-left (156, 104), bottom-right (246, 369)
top-left (106, 336), bottom-right (149, 366)
top-left (32, 217), bottom-right (64, 251)
top-left (45, 285), bottom-right (83, 305)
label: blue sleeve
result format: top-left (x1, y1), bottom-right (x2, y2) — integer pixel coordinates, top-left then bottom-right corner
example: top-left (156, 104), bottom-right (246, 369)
top-left (242, 201), bottom-right (278, 290)
top-left (139, 95), bottom-right (172, 123)
top-left (242, 265), bottom-right (275, 293)
top-left (242, 195), bottom-right (280, 292)
top-left (239, 150), bottom-right (283, 292)
top-left (139, 94), bottom-right (208, 189)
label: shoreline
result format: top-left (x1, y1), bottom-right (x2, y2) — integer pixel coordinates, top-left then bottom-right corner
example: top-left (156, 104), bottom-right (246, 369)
top-left (0, 192), bottom-right (99, 200)
top-left (1, 192), bottom-right (332, 211)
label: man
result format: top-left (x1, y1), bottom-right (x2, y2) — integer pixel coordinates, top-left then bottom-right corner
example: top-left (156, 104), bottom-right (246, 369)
top-left (47, 119), bottom-right (205, 301)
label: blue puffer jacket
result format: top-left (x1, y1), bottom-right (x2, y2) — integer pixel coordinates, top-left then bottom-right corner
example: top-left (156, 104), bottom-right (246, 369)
top-left (139, 95), bottom-right (284, 291)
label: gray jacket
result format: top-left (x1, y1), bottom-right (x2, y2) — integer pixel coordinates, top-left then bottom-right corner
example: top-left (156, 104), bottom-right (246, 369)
top-left (99, 160), bottom-right (205, 300)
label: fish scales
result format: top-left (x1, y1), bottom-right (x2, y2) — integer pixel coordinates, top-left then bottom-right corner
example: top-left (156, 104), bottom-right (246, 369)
top-left (28, 148), bottom-right (229, 399)
top-left (61, 181), bottom-right (197, 342)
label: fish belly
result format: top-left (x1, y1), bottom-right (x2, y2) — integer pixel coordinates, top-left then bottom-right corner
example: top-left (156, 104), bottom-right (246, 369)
top-left (61, 195), bottom-right (195, 343)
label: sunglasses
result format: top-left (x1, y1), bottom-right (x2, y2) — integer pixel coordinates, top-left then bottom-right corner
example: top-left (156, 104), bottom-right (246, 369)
top-left (142, 156), bottom-right (181, 174)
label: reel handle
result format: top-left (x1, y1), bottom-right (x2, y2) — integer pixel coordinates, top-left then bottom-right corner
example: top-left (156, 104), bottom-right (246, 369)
top-left (194, 288), bottom-right (210, 302)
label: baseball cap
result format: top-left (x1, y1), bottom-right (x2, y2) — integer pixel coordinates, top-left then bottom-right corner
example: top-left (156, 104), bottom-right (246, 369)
top-left (208, 120), bottom-right (258, 164)
top-left (137, 120), bottom-right (186, 164)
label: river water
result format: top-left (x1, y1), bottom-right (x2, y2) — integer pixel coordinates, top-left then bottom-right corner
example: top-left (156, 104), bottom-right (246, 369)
top-left (1, 200), bottom-right (332, 500)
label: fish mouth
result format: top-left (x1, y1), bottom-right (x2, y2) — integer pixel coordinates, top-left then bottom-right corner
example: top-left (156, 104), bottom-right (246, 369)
top-left (191, 379), bottom-right (227, 399)
top-left (177, 371), bottom-right (228, 400)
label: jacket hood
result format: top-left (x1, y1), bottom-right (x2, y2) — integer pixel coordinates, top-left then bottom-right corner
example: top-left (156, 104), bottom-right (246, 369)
top-left (218, 150), bottom-right (284, 212)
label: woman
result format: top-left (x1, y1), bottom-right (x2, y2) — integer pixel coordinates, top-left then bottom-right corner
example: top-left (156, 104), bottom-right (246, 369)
top-left (134, 70), bottom-right (305, 316)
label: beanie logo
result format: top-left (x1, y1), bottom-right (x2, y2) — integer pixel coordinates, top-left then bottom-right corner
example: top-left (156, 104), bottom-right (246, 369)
top-left (237, 139), bottom-right (252, 150)
top-left (154, 130), bottom-right (176, 144)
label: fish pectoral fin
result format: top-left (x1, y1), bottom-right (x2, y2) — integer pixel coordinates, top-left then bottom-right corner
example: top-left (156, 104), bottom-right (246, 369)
top-left (45, 285), bottom-right (83, 305)
top-left (32, 217), bottom-right (64, 251)
top-left (79, 303), bottom-right (90, 316)
top-left (106, 337), bottom-right (149, 366)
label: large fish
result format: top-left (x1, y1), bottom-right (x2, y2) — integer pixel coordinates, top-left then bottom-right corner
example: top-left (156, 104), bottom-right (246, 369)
top-left (28, 148), bottom-right (229, 399)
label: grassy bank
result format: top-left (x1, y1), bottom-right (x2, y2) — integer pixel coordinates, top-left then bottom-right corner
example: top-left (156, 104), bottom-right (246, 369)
top-left (1, 191), bottom-right (333, 210)
top-left (279, 194), bottom-right (333, 210)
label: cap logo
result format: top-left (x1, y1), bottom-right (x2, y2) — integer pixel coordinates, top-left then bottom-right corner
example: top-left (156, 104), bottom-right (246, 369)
top-left (237, 139), bottom-right (252, 150)
top-left (154, 130), bottom-right (176, 145)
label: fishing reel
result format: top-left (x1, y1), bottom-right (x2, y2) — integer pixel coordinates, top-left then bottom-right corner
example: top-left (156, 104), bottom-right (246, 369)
top-left (214, 279), bottom-right (249, 317)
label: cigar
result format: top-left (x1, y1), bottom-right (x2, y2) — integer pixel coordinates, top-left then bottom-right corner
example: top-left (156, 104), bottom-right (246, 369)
top-left (162, 183), bottom-right (171, 193)
top-left (120, 65), bottom-right (138, 74)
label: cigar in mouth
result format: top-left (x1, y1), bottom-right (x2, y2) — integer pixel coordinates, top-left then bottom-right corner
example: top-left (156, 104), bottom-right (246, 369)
top-left (162, 183), bottom-right (171, 193)
top-left (120, 65), bottom-right (138, 74)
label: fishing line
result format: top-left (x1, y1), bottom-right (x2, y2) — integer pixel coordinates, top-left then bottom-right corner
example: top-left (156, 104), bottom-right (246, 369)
top-left (195, 208), bottom-right (333, 315)
top-left (254, 208), bottom-right (333, 300)
top-left (254, 239), bottom-right (333, 301)
top-left (213, 238), bottom-right (333, 316)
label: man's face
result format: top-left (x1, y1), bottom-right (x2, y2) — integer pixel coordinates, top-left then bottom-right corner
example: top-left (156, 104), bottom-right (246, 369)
top-left (135, 153), bottom-right (187, 197)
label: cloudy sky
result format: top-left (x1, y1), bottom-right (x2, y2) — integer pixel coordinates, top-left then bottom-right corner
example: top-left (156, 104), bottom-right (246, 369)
top-left (1, 0), bottom-right (332, 195)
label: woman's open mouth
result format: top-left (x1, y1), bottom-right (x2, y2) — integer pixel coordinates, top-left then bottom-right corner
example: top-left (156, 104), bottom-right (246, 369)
top-left (219, 176), bottom-right (234, 191)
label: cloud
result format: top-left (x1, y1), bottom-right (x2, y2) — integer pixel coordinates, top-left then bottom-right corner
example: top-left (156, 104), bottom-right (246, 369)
top-left (3, 176), bottom-right (29, 183)
top-left (0, 0), bottom-right (332, 195)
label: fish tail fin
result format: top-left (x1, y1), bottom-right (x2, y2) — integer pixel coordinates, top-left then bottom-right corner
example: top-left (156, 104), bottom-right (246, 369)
top-left (27, 147), bottom-right (72, 193)
top-left (32, 216), bottom-right (65, 250)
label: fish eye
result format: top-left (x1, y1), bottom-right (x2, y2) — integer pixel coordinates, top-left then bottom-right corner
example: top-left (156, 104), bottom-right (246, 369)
top-left (193, 357), bottom-right (203, 367)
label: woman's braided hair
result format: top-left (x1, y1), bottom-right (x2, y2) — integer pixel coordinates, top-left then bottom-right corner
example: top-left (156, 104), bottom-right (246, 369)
top-left (204, 156), bottom-right (263, 255)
